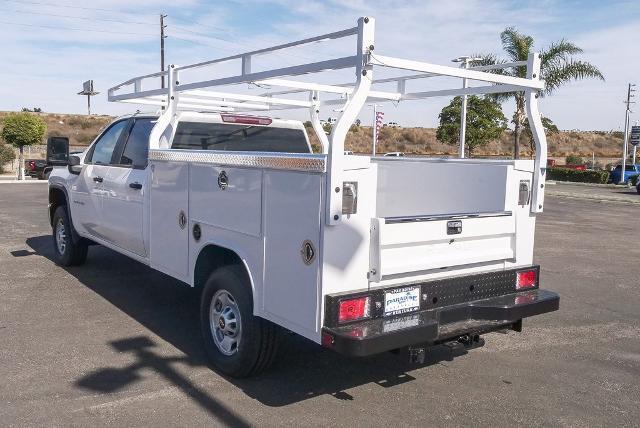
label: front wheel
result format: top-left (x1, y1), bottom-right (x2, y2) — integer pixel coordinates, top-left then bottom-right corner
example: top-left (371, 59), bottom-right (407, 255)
top-left (52, 205), bottom-right (88, 266)
top-left (200, 265), bottom-right (279, 378)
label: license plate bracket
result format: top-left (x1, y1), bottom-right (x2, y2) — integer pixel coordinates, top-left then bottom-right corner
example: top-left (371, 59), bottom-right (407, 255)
top-left (384, 286), bottom-right (421, 316)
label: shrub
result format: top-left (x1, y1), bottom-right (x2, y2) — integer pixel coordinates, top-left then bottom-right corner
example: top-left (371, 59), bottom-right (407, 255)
top-left (565, 154), bottom-right (583, 165)
top-left (547, 167), bottom-right (609, 184)
top-left (0, 143), bottom-right (16, 173)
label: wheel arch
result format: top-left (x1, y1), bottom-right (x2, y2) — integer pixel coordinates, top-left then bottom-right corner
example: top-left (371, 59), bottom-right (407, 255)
top-left (48, 185), bottom-right (68, 226)
top-left (49, 185), bottom-right (83, 245)
top-left (193, 242), bottom-right (257, 299)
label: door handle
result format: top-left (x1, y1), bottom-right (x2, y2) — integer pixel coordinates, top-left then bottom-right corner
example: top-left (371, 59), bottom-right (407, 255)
top-left (129, 182), bottom-right (143, 190)
top-left (93, 176), bottom-right (103, 183)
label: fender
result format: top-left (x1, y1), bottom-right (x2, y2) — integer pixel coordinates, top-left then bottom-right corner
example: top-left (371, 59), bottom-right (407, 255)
top-left (192, 239), bottom-right (258, 302)
top-left (48, 184), bottom-right (82, 245)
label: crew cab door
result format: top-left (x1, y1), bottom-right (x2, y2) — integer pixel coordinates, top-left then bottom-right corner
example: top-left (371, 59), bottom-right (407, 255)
top-left (71, 119), bottom-right (129, 239)
top-left (101, 117), bottom-right (155, 257)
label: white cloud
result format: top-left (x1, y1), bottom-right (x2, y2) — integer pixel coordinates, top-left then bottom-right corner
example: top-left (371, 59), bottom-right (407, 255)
top-left (0, 0), bottom-right (635, 131)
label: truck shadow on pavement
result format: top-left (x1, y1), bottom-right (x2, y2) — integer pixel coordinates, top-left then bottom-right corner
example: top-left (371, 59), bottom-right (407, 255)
top-left (26, 235), bottom-right (471, 409)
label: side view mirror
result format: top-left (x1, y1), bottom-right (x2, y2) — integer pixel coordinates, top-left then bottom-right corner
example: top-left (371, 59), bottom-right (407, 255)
top-left (68, 155), bottom-right (82, 175)
top-left (46, 136), bottom-right (69, 166)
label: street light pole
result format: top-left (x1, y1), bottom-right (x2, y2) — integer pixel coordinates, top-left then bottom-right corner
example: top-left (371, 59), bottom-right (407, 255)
top-left (620, 83), bottom-right (635, 183)
top-left (452, 56), bottom-right (481, 158)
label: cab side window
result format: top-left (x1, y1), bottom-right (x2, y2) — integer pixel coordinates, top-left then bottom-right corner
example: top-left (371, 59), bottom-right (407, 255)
top-left (88, 120), bottom-right (128, 165)
top-left (119, 118), bottom-right (155, 168)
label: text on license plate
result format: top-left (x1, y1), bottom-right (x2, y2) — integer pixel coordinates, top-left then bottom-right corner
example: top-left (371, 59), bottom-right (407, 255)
top-left (384, 286), bottom-right (420, 316)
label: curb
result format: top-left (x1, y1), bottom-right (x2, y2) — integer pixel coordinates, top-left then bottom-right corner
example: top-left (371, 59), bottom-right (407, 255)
top-left (546, 191), bottom-right (640, 205)
top-left (546, 180), bottom-right (629, 189)
top-left (0, 179), bottom-right (48, 184)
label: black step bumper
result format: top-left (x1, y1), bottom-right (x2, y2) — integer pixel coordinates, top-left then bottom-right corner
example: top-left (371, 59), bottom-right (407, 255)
top-left (322, 288), bottom-right (559, 357)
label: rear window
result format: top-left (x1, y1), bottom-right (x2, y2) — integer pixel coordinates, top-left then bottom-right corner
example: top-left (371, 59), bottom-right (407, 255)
top-left (171, 122), bottom-right (310, 153)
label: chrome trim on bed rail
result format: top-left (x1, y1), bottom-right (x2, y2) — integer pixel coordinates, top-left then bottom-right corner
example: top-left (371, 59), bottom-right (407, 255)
top-left (384, 211), bottom-right (513, 224)
top-left (148, 149), bottom-right (326, 172)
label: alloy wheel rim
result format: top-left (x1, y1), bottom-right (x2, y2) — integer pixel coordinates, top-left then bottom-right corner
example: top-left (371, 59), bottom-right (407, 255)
top-left (209, 289), bottom-right (242, 356)
top-left (55, 218), bottom-right (66, 255)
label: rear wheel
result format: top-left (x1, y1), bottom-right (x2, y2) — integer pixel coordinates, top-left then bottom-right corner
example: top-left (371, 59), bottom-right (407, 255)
top-left (52, 205), bottom-right (88, 266)
top-left (200, 265), bottom-right (278, 378)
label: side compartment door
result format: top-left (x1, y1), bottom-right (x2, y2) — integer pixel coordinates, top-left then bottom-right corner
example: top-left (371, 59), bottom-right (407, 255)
top-left (262, 171), bottom-right (322, 336)
top-left (149, 160), bottom-right (190, 281)
top-left (101, 117), bottom-right (156, 257)
top-left (70, 119), bottom-right (129, 240)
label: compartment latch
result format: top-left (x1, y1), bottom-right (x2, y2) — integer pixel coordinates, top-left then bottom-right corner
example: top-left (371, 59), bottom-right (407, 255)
top-left (342, 181), bottom-right (358, 215)
top-left (519, 180), bottom-right (531, 206)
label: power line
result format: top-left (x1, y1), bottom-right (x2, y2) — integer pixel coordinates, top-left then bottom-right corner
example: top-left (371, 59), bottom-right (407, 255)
top-left (0, 20), bottom-right (156, 36)
top-left (0, 0), bottom-right (155, 15)
top-left (168, 16), bottom-right (229, 36)
top-left (1, 8), bottom-right (157, 25)
top-left (169, 22), bottom-right (332, 64)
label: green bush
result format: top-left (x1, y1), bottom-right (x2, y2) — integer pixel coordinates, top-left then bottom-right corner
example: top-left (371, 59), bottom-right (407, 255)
top-left (565, 154), bottom-right (583, 165)
top-left (547, 167), bottom-right (609, 184)
top-left (0, 143), bottom-right (16, 173)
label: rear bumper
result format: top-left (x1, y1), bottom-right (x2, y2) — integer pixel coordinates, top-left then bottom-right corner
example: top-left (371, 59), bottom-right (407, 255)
top-left (322, 270), bottom-right (559, 357)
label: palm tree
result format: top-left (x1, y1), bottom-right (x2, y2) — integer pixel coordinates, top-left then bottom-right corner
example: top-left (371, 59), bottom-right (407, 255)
top-left (475, 28), bottom-right (604, 158)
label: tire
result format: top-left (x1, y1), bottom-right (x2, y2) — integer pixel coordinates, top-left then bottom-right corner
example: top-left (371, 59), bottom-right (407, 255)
top-left (636, 185), bottom-right (640, 195)
top-left (200, 265), bottom-right (279, 378)
top-left (52, 205), bottom-right (88, 266)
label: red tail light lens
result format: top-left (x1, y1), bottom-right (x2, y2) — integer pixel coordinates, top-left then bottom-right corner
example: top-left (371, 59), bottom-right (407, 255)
top-left (220, 114), bottom-right (272, 125)
top-left (338, 296), bottom-right (370, 323)
top-left (516, 269), bottom-right (537, 290)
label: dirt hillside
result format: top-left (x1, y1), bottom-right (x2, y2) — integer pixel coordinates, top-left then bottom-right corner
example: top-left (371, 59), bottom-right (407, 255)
top-left (0, 111), bottom-right (625, 159)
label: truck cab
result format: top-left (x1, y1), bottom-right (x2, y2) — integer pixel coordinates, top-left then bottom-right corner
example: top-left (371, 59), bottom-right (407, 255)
top-left (609, 164), bottom-right (640, 184)
top-left (49, 113), bottom-right (311, 261)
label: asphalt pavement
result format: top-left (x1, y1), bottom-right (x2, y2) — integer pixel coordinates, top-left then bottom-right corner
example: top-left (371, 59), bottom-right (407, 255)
top-left (547, 181), bottom-right (639, 204)
top-left (0, 184), bottom-right (638, 427)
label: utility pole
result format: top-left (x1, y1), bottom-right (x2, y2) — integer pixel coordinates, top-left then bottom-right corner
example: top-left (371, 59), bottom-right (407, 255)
top-left (160, 14), bottom-right (167, 88)
top-left (452, 56), bottom-right (481, 158)
top-left (620, 83), bottom-right (635, 183)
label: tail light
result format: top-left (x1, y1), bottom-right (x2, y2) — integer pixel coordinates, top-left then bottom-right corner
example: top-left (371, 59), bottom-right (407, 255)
top-left (516, 269), bottom-right (537, 290)
top-left (220, 114), bottom-right (272, 125)
top-left (338, 296), bottom-right (370, 323)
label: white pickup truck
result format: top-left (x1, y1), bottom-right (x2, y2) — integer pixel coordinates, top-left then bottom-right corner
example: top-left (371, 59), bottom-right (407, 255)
top-left (47, 17), bottom-right (558, 377)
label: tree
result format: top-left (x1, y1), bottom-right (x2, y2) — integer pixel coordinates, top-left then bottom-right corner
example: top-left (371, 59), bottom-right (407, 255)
top-left (475, 27), bottom-right (604, 158)
top-left (1, 112), bottom-right (47, 180)
top-left (436, 95), bottom-right (507, 157)
top-left (522, 116), bottom-right (559, 154)
top-left (565, 154), bottom-right (583, 165)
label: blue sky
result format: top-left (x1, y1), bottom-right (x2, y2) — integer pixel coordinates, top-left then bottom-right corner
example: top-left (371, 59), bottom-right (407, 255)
top-left (0, 0), bottom-right (639, 130)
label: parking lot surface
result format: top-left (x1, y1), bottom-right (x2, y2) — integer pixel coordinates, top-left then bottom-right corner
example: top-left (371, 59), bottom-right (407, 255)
top-left (547, 181), bottom-right (639, 204)
top-left (1, 184), bottom-right (638, 427)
